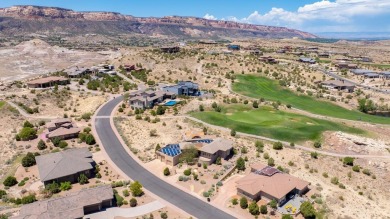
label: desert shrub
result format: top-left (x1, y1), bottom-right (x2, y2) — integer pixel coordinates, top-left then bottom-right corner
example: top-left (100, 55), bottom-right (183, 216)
top-left (122, 189), bottom-right (130, 197)
top-left (269, 199), bottom-right (277, 209)
top-left (163, 167), bottom-right (170, 176)
top-left (130, 181), bottom-right (143, 197)
top-left (313, 141), bottom-right (322, 148)
top-left (21, 152), bottom-right (36, 167)
top-left (60, 182), bottom-right (72, 191)
top-left (45, 182), bottom-right (60, 194)
top-left (352, 165), bottom-right (360, 172)
top-left (310, 152), bottom-right (318, 159)
top-left (248, 202), bottom-right (260, 215)
top-left (0, 190), bottom-right (6, 198)
top-left (115, 193), bottom-right (124, 206)
top-left (129, 198), bottom-right (137, 207)
top-left (85, 134), bottom-right (96, 145)
top-left (18, 127), bottom-right (37, 141)
top-left (3, 176), bottom-right (18, 187)
top-left (343, 157), bottom-right (354, 166)
top-left (37, 140), bottom-right (47, 150)
top-left (23, 121), bottom-right (34, 128)
top-left (300, 201), bottom-right (316, 218)
top-left (260, 205), bottom-right (268, 214)
top-left (331, 177), bottom-right (339, 185)
top-left (268, 157), bottom-right (275, 166)
top-left (273, 142), bottom-right (283, 150)
top-left (183, 169), bottom-right (191, 176)
top-left (236, 157), bottom-right (245, 171)
top-left (78, 174), bottom-right (89, 185)
top-left (240, 197), bottom-right (248, 209)
top-left (58, 141), bottom-right (68, 149)
top-left (21, 194), bottom-right (36, 204)
top-left (230, 129), bottom-right (236, 136)
top-left (203, 191), bottom-right (210, 197)
top-left (362, 169), bottom-right (371, 176)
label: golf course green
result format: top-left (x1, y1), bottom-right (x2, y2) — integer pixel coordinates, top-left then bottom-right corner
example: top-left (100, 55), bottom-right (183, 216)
top-left (191, 105), bottom-right (364, 142)
top-left (232, 74), bottom-right (390, 124)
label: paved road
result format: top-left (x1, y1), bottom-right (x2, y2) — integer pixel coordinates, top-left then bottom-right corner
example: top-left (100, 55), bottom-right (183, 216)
top-left (94, 96), bottom-right (236, 219)
top-left (316, 67), bottom-right (390, 94)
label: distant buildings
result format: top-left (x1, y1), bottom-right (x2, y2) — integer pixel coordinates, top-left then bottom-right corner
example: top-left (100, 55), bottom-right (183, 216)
top-left (321, 80), bottom-right (355, 92)
top-left (156, 137), bottom-right (233, 166)
top-left (236, 163), bottom-right (309, 206)
top-left (160, 46), bottom-right (180, 53)
top-left (65, 67), bottom-right (94, 78)
top-left (35, 148), bottom-right (95, 185)
top-left (11, 185), bottom-right (113, 219)
top-left (162, 81), bottom-right (200, 96)
top-left (298, 57), bottom-right (316, 64)
top-left (259, 56), bottom-right (278, 64)
top-left (27, 76), bottom-right (70, 88)
top-left (46, 118), bottom-right (80, 140)
top-left (227, 44), bottom-right (240, 51)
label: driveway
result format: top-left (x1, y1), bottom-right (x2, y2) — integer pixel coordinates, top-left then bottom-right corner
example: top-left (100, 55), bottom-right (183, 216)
top-left (84, 200), bottom-right (165, 219)
top-left (94, 96), bottom-right (236, 219)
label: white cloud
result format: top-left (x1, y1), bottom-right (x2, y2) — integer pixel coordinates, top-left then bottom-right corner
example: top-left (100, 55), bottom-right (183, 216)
top-left (203, 13), bottom-right (217, 20)
top-left (222, 0), bottom-right (390, 31)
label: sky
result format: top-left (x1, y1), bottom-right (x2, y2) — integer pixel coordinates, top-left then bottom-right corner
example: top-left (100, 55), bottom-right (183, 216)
top-left (1, 0), bottom-right (390, 33)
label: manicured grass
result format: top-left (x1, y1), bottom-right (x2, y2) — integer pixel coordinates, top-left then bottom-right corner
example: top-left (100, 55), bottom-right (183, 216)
top-left (191, 105), bottom-right (364, 142)
top-left (232, 74), bottom-right (390, 124)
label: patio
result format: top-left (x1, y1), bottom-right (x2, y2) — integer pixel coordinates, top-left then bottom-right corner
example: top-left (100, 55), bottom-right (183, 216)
top-left (277, 196), bottom-right (306, 215)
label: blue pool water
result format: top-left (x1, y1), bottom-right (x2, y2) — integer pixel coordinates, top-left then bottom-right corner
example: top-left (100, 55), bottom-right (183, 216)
top-left (165, 100), bottom-right (178, 106)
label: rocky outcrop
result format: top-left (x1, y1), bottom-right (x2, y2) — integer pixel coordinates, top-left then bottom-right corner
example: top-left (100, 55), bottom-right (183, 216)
top-left (0, 5), bottom-right (317, 39)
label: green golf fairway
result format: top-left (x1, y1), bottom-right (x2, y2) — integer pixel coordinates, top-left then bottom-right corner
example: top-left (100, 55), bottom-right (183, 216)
top-left (232, 74), bottom-right (390, 124)
top-left (191, 105), bottom-right (364, 142)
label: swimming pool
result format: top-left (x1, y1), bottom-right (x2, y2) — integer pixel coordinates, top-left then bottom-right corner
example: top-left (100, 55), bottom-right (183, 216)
top-left (165, 100), bottom-right (178, 106)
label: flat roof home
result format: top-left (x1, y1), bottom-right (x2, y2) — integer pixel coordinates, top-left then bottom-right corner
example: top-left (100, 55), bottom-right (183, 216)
top-left (36, 148), bottom-right (94, 185)
top-left (381, 72), bottom-right (390, 79)
top-left (161, 81), bottom-right (200, 96)
top-left (364, 73), bottom-right (380, 78)
top-left (45, 118), bottom-right (80, 140)
top-left (299, 57), bottom-right (316, 64)
top-left (350, 69), bottom-right (376, 75)
top-left (129, 90), bottom-right (175, 109)
top-left (156, 137), bottom-right (233, 166)
top-left (334, 61), bottom-right (357, 69)
top-left (65, 67), bottom-right (92, 78)
top-left (236, 163), bottom-right (310, 206)
top-left (27, 76), bottom-right (70, 88)
top-left (11, 185), bottom-right (113, 219)
top-left (259, 56), bottom-right (278, 64)
top-left (227, 44), bottom-right (240, 51)
top-left (321, 80), bottom-right (355, 92)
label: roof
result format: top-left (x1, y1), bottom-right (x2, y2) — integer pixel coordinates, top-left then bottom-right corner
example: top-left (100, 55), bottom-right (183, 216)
top-left (27, 77), bottom-right (69, 85)
top-left (199, 138), bottom-right (233, 154)
top-left (35, 148), bottom-right (93, 182)
top-left (47, 127), bottom-right (81, 138)
top-left (12, 185), bottom-right (113, 219)
top-left (237, 163), bottom-right (309, 200)
top-left (299, 57), bottom-right (316, 63)
top-left (364, 73), bottom-right (380, 77)
top-left (351, 69), bottom-right (375, 75)
top-left (321, 80), bottom-right (354, 87)
top-left (46, 118), bottom-right (72, 129)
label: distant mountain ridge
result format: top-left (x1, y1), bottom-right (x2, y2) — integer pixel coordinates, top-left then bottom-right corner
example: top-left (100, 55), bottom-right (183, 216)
top-left (0, 5), bottom-right (317, 39)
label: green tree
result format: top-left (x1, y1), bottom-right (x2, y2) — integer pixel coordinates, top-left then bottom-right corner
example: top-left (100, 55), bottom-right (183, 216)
top-left (129, 198), bottom-right (137, 207)
top-left (240, 197), bottom-right (248, 209)
top-left (85, 134), bottom-right (96, 145)
top-left (60, 182), bottom-right (72, 191)
top-left (130, 181), bottom-right (143, 197)
top-left (78, 174), bottom-right (89, 185)
top-left (183, 169), bottom-right (191, 176)
top-left (18, 127), bottom-right (37, 141)
top-left (300, 201), bottom-right (316, 219)
top-left (260, 205), bottom-right (268, 214)
top-left (163, 167), bottom-right (170, 176)
top-left (3, 176), bottom-right (17, 187)
top-left (21, 152), bottom-right (36, 167)
top-left (51, 137), bottom-right (62, 147)
top-left (268, 157), bottom-right (275, 166)
top-left (252, 100), bottom-right (259, 108)
top-left (231, 198), bottom-right (238, 205)
top-left (248, 202), bottom-right (260, 215)
top-left (37, 139), bottom-right (47, 150)
top-left (236, 157), bottom-right (245, 171)
top-left (199, 105), bottom-right (204, 111)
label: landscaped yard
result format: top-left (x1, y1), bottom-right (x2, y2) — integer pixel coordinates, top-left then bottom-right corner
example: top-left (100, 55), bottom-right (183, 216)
top-left (232, 74), bottom-right (390, 124)
top-left (191, 105), bottom-right (364, 142)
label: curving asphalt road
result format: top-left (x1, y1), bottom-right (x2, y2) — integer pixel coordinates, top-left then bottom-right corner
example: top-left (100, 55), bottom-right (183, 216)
top-left (95, 96), bottom-right (236, 219)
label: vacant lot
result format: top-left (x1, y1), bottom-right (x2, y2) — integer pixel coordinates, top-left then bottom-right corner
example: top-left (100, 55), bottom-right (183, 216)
top-left (191, 104), bottom-right (364, 142)
top-left (233, 74), bottom-right (390, 124)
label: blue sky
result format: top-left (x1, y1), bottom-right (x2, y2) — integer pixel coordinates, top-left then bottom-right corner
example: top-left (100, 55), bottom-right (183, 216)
top-left (1, 0), bottom-right (389, 33)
